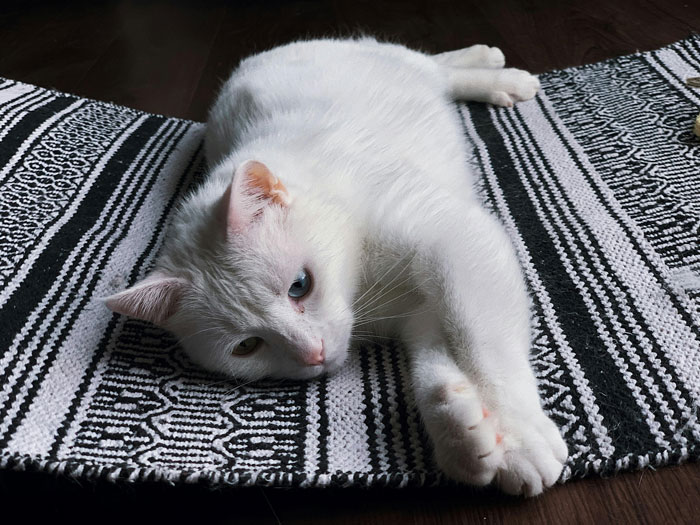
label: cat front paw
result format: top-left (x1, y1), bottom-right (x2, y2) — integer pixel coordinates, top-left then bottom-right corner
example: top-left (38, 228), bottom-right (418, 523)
top-left (488, 69), bottom-right (540, 107)
top-left (429, 382), bottom-right (567, 496)
top-left (428, 381), bottom-right (506, 486)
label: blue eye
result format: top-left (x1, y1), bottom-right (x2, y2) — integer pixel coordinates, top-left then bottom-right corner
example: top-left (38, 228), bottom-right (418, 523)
top-left (288, 268), bottom-right (312, 299)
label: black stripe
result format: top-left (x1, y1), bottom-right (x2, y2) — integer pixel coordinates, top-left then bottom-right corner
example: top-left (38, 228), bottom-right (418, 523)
top-left (290, 381), bottom-right (310, 474)
top-left (0, 96), bottom-right (77, 176)
top-left (685, 36), bottom-right (700, 65)
top-left (315, 378), bottom-right (329, 475)
top-left (374, 344), bottom-right (398, 472)
top-left (0, 118), bottom-right (186, 446)
top-left (468, 102), bottom-right (647, 457)
top-left (503, 105), bottom-right (693, 444)
top-left (387, 343), bottom-right (419, 472)
top-left (359, 346), bottom-right (380, 472)
top-left (47, 141), bottom-right (203, 456)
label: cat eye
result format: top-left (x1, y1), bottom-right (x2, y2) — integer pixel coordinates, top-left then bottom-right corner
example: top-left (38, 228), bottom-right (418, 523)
top-left (288, 268), bottom-right (312, 299)
top-left (232, 337), bottom-right (262, 356)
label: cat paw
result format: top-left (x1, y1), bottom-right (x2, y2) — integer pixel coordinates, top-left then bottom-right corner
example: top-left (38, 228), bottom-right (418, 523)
top-left (488, 69), bottom-right (540, 107)
top-left (463, 45), bottom-right (506, 69)
top-left (429, 382), bottom-right (567, 496)
top-left (435, 45), bottom-right (505, 69)
top-left (429, 382), bottom-right (506, 486)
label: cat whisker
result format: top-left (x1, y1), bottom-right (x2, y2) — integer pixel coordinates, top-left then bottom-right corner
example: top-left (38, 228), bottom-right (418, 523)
top-left (353, 307), bottom-right (432, 327)
top-left (221, 377), bottom-right (260, 395)
top-left (351, 329), bottom-right (394, 338)
top-left (354, 275), bottom-right (430, 322)
top-left (352, 277), bottom-right (431, 326)
top-left (354, 272), bottom-right (415, 318)
top-left (349, 251), bottom-right (417, 312)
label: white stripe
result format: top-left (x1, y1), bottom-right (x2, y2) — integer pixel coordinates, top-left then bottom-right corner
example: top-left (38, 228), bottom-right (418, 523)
top-left (0, 82), bottom-right (36, 106)
top-left (302, 382), bottom-right (321, 477)
top-left (325, 349), bottom-right (372, 473)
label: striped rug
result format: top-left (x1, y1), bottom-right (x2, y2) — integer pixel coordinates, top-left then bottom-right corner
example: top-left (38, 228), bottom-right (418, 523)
top-left (1, 37), bottom-right (699, 487)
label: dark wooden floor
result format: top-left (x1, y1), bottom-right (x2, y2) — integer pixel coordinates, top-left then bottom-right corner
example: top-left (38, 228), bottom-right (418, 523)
top-left (1, 0), bottom-right (700, 523)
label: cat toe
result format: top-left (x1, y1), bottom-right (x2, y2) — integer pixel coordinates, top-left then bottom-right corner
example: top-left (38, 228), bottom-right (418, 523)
top-left (470, 45), bottom-right (505, 69)
top-left (489, 91), bottom-right (515, 107)
top-left (538, 417), bottom-right (569, 463)
top-left (492, 413), bottom-right (567, 496)
top-left (430, 387), bottom-right (506, 484)
top-left (491, 69), bottom-right (540, 105)
top-left (496, 454), bottom-right (544, 496)
top-left (511, 74), bottom-right (540, 102)
top-left (483, 47), bottom-right (506, 69)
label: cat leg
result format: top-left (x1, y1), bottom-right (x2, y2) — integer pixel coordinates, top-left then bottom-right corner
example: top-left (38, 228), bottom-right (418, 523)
top-left (403, 313), bottom-right (504, 486)
top-left (406, 205), bottom-right (568, 496)
top-left (445, 67), bottom-right (540, 107)
top-left (433, 45), bottom-right (505, 69)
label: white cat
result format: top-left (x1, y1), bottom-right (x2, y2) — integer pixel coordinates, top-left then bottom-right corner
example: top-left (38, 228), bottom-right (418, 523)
top-left (106, 38), bottom-right (568, 496)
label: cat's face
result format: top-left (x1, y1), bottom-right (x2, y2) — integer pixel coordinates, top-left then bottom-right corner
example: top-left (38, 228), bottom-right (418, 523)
top-left (105, 160), bottom-right (359, 381)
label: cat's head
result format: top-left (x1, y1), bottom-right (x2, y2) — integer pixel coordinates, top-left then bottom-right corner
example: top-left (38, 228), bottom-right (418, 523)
top-left (105, 159), bottom-right (360, 381)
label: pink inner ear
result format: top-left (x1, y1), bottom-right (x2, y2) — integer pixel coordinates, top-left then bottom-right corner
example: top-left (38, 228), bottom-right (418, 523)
top-left (104, 273), bottom-right (186, 326)
top-left (225, 160), bottom-right (290, 233)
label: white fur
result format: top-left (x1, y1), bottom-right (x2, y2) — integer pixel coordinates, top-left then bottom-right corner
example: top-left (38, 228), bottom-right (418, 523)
top-left (106, 39), bottom-right (567, 495)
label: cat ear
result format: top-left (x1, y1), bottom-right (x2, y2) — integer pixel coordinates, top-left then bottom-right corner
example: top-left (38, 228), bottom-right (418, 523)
top-left (104, 272), bottom-right (186, 325)
top-left (224, 160), bottom-right (291, 233)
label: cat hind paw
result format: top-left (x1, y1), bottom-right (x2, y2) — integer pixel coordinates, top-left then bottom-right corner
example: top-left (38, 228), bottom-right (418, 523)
top-left (488, 69), bottom-right (540, 107)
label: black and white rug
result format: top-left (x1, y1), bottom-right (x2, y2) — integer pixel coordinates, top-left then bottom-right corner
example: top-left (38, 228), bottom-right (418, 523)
top-left (1, 37), bottom-right (699, 487)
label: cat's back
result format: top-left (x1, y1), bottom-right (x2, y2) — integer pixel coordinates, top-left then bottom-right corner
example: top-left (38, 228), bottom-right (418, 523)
top-left (205, 38), bottom-right (474, 210)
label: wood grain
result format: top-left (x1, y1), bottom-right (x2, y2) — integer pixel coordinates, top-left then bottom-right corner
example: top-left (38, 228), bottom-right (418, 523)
top-left (0, 1), bottom-right (699, 523)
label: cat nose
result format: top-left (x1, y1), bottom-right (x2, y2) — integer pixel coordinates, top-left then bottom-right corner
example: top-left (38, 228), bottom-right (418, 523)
top-left (302, 339), bottom-right (325, 366)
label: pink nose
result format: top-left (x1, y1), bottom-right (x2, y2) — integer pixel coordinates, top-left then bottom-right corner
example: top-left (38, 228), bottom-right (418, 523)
top-left (303, 339), bottom-right (325, 366)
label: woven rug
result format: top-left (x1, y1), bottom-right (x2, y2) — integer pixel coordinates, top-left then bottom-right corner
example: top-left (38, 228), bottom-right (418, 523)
top-left (1, 37), bottom-right (699, 488)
